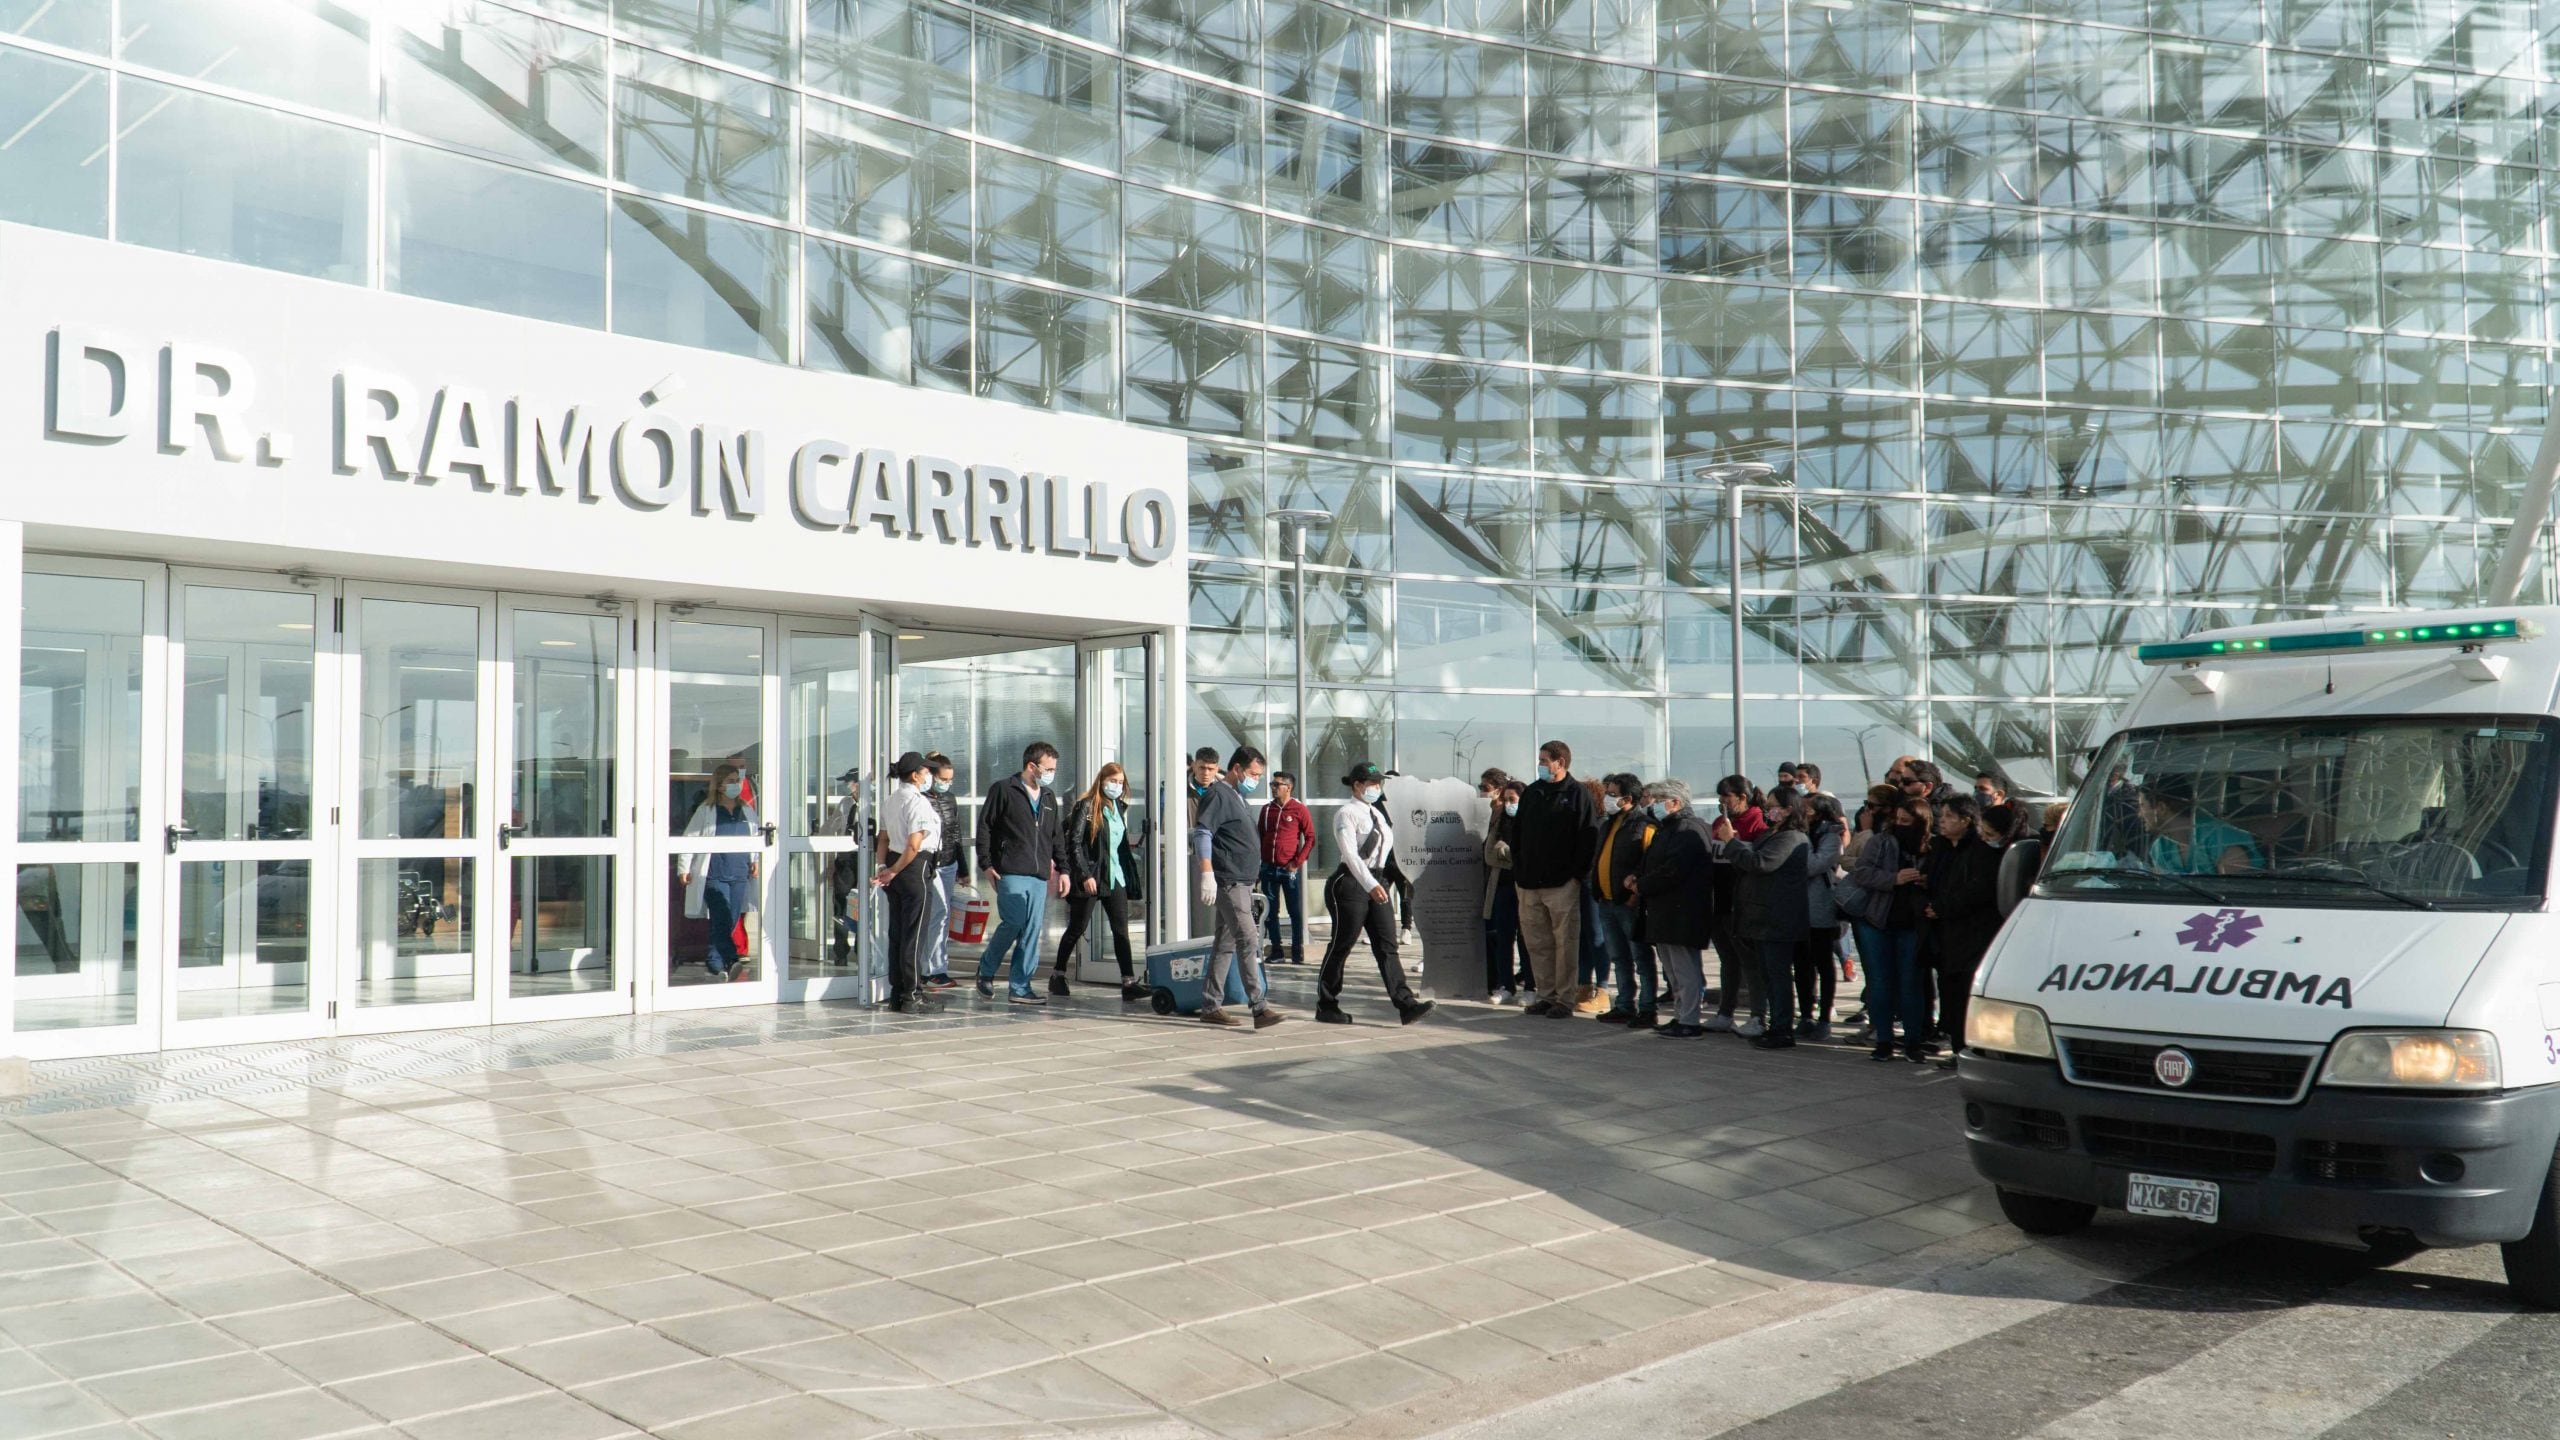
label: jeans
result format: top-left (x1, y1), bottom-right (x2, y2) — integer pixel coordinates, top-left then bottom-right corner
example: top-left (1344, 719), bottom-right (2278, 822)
top-left (1852, 921), bottom-right (1928, 1052)
top-left (1758, 939), bottom-right (1799, 1041)
top-left (1483, 875), bottom-right (1529, 994)
top-left (1711, 915), bottom-right (1761, 1022)
top-left (1259, 864), bottom-right (1305, 958)
top-left (1657, 944), bottom-right (1706, 1026)
top-left (922, 864), bottom-right (957, 977)
top-left (977, 874), bottom-right (1050, 996)
top-left (1576, 888), bottom-right (1607, 987)
top-left (1206, 880), bottom-right (1269, 1014)
top-left (1795, 925), bottom-right (1839, 1024)
top-left (1596, 901), bottom-right (1656, 1012)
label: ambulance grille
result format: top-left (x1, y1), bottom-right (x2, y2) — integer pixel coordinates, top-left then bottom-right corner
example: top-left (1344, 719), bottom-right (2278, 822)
top-left (2057, 1035), bottom-right (2316, 1103)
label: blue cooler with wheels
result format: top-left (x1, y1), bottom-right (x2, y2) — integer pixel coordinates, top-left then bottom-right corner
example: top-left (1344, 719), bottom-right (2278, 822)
top-left (1145, 940), bottom-right (1247, 1015)
top-left (1146, 894), bottom-right (1265, 1015)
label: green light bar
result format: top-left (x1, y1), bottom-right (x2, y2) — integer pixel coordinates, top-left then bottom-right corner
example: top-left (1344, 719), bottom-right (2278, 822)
top-left (2138, 617), bottom-right (2529, 666)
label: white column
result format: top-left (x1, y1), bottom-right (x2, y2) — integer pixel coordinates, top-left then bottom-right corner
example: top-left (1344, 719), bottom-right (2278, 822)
top-left (1161, 621), bottom-right (1188, 943)
top-left (0, 519), bottom-right (25, 1089)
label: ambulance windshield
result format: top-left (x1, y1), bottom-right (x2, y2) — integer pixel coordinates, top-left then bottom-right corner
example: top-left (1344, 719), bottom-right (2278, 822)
top-left (2042, 716), bottom-right (2558, 910)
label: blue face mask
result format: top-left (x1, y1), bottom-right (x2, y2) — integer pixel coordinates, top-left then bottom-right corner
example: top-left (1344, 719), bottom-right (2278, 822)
top-left (1504, 801), bottom-right (1519, 817)
top-left (931, 778), bottom-right (950, 794)
top-left (1103, 781), bottom-right (1124, 800)
top-left (1649, 802), bottom-right (1671, 822)
top-left (1240, 775), bottom-right (1262, 795)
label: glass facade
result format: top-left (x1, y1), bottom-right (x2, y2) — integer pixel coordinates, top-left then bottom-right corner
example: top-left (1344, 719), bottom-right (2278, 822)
top-left (10, 0), bottom-right (2559, 794)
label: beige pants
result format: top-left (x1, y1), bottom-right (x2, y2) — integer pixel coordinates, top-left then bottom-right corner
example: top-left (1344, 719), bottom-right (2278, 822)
top-left (1517, 880), bottom-right (1581, 1005)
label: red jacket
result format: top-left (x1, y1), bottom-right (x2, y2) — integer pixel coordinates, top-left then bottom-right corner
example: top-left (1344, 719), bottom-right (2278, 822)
top-left (1258, 798), bottom-right (1315, 869)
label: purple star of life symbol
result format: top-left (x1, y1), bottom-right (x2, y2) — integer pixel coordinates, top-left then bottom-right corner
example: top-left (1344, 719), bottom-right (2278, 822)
top-left (2175, 908), bottom-right (2262, 954)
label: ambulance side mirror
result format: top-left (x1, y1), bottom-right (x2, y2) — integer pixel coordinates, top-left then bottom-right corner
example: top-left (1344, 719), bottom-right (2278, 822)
top-left (1997, 836), bottom-right (2043, 918)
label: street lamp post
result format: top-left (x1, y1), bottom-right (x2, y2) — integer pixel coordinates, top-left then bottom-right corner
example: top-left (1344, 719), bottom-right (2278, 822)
top-left (1699, 462), bottom-right (1783, 782)
top-left (1273, 509), bottom-right (1332, 783)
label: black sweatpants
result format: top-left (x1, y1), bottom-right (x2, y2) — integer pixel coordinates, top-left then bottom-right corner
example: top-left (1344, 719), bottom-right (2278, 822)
top-left (1795, 925), bottom-right (1839, 1023)
top-left (1059, 888), bottom-right (1134, 978)
top-left (1320, 869), bottom-right (1419, 1009)
top-left (883, 863), bottom-right (927, 1005)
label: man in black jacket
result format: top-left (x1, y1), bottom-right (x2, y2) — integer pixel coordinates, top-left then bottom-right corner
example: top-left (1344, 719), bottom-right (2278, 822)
top-left (922, 752), bottom-right (967, 989)
top-left (1513, 739), bottom-right (1599, 1018)
top-left (973, 742), bottom-right (1066, 1002)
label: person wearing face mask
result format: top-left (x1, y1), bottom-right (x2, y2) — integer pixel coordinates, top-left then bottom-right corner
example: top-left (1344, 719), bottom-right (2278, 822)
top-left (872, 752), bottom-right (943, 1014)
top-left (1629, 779), bottom-right (1714, 1036)
top-left (1923, 794), bottom-right (2003, 1066)
top-left (677, 763), bottom-right (760, 982)
top-left (1710, 784), bottom-right (1813, 1051)
top-left (1057, 762), bottom-right (1149, 1002)
top-left (1190, 747), bottom-right (1286, 1029)
top-left (824, 768), bottom-right (863, 970)
top-left (1590, 773), bottom-right (1658, 1027)
top-left (1315, 764), bottom-right (1433, 1026)
top-left (974, 742), bottom-right (1068, 1003)
top-left (1846, 794), bottom-right (1935, 1062)
top-left (1256, 772), bottom-right (1315, 965)
top-left (1512, 740), bottom-right (1600, 1018)
top-left (920, 753), bottom-right (967, 990)
top-left (1479, 772), bottom-right (1530, 1002)
top-left (1706, 776), bottom-right (1770, 1035)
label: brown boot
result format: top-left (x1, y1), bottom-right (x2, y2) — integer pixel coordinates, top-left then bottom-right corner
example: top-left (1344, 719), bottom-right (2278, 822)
top-left (1253, 1009), bottom-right (1288, 1030)
top-left (1199, 1007), bottom-right (1243, 1027)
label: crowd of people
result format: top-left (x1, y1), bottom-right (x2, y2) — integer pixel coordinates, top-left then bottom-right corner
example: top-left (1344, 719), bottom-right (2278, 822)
top-left (863, 733), bottom-right (2058, 1061)
top-left (1473, 747), bottom-right (2055, 1061)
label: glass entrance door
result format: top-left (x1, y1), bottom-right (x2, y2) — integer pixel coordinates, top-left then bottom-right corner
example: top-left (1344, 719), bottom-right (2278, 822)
top-left (496, 600), bottom-right (632, 1022)
top-left (163, 572), bottom-right (337, 1047)
top-left (1079, 635), bottom-right (1158, 947)
top-left (338, 586), bottom-right (493, 1031)
top-left (862, 625), bottom-right (899, 1002)
top-left (779, 626), bottom-right (867, 1001)
top-left (656, 612), bottom-right (779, 1009)
top-left (15, 561), bottom-right (161, 1056)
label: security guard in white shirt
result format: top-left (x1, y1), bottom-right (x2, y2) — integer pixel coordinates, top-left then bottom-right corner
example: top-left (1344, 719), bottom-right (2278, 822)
top-left (873, 752), bottom-right (944, 1015)
top-left (1317, 763), bottom-right (1434, 1026)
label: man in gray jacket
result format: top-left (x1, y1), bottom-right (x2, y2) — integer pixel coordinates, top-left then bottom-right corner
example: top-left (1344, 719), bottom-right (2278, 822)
top-left (1191, 747), bottom-right (1287, 1030)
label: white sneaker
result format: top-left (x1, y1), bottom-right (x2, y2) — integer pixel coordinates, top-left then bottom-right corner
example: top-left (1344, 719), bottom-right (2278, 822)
top-left (1496, 987), bottom-right (1516, 1005)
top-left (1704, 1013), bottom-right (1735, 1033)
top-left (1806, 1021), bottom-right (1832, 1042)
top-left (1736, 1018), bottom-right (1767, 1039)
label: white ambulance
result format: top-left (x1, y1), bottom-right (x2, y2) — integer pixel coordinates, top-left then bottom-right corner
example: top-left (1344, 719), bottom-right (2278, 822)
top-left (1959, 607), bottom-right (2560, 1302)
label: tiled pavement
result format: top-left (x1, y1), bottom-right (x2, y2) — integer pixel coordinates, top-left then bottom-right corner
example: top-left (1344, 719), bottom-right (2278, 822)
top-left (0, 972), bottom-right (2014, 1440)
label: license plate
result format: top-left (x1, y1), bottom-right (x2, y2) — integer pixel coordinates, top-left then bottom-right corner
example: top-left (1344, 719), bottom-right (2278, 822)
top-left (2124, 1172), bottom-right (2220, 1224)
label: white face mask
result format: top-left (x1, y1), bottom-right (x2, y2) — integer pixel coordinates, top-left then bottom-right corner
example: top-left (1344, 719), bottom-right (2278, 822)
top-left (1103, 781), bottom-right (1124, 800)
top-left (1360, 786), bottom-right (1382, 805)
top-left (720, 781), bottom-right (743, 801)
top-left (1035, 768), bottom-right (1055, 789)
top-left (1602, 795), bottom-right (1622, 815)
top-left (1504, 801), bottom-right (1519, 817)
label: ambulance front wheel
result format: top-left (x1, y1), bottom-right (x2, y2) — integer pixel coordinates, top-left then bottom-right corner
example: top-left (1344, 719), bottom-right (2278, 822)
top-left (1996, 1186), bottom-right (2095, 1237)
top-left (1151, 989), bottom-right (1177, 1015)
top-left (2500, 1144), bottom-right (2560, 1308)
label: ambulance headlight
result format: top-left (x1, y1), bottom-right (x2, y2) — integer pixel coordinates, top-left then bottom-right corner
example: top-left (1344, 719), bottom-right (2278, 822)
top-left (2319, 1030), bottom-right (2501, 1091)
top-left (1965, 999), bottom-right (2053, 1060)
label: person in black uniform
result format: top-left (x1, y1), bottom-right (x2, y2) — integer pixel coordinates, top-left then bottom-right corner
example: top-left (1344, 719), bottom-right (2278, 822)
top-left (1315, 763), bottom-right (1434, 1027)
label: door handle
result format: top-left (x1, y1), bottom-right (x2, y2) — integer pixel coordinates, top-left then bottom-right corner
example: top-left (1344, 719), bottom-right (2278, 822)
top-left (164, 822), bottom-right (197, 854)
top-left (760, 822), bottom-right (778, 846)
top-left (498, 823), bottom-right (529, 850)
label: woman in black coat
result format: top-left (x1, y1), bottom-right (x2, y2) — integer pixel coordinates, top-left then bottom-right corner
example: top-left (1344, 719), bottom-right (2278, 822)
top-left (1923, 795), bottom-right (2003, 1058)
top-left (1712, 796), bottom-right (1812, 1050)
top-left (1056, 763), bottom-right (1150, 1002)
top-left (1631, 780), bottom-right (1716, 1037)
